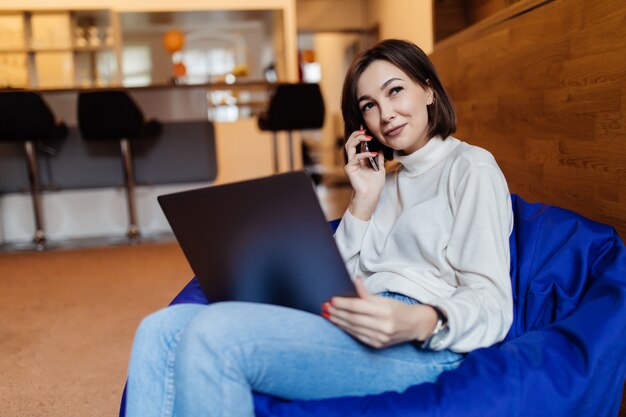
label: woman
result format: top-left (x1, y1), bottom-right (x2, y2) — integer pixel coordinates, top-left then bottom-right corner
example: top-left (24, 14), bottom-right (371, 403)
top-left (126, 39), bottom-right (513, 417)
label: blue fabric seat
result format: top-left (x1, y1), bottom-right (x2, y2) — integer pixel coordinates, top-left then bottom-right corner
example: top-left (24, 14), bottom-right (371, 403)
top-left (120, 194), bottom-right (626, 417)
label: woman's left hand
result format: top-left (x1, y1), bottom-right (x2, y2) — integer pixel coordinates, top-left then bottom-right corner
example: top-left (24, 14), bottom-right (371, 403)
top-left (323, 278), bottom-right (438, 349)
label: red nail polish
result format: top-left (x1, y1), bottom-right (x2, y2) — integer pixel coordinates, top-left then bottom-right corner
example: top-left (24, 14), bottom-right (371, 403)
top-left (358, 129), bottom-right (366, 132)
top-left (371, 152), bottom-right (378, 156)
top-left (322, 302), bottom-right (330, 311)
top-left (364, 135), bottom-right (372, 139)
top-left (322, 312), bottom-right (330, 319)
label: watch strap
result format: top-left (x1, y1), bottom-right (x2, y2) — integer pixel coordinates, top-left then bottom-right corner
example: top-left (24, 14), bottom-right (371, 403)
top-left (419, 305), bottom-right (448, 350)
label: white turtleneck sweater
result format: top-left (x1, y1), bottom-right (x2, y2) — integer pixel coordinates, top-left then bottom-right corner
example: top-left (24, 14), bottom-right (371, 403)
top-left (334, 136), bottom-right (513, 353)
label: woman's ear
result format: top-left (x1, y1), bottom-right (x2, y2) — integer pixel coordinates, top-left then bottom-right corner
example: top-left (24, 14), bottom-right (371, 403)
top-left (426, 88), bottom-right (435, 106)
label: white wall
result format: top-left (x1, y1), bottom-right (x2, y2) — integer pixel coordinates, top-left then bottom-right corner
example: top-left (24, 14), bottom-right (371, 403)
top-left (0, 184), bottom-right (202, 242)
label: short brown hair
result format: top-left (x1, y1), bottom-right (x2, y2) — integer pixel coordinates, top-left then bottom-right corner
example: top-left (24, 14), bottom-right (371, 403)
top-left (341, 39), bottom-right (456, 159)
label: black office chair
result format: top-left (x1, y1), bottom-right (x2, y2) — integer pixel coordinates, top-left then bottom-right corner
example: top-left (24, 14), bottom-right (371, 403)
top-left (77, 90), bottom-right (160, 240)
top-left (257, 83), bottom-right (325, 172)
top-left (0, 91), bottom-right (67, 247)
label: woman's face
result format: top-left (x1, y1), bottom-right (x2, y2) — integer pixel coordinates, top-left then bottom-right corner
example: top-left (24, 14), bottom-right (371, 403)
top-left (356, 60), bottom-right (434, 156)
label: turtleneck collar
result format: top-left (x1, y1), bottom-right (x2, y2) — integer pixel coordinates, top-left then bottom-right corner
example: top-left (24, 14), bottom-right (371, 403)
top-left (394, 136), bottom-right (460, 177)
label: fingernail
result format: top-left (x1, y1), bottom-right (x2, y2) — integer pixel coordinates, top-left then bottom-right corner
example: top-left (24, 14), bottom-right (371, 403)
top-left (322, 302), bottom-right (330, 311)
top-left (322, 312), bottom-right (330, 319)
top-left (364, 135), bottom-right (372, 139)
top-left (371, 152), bottom-right (378, 156)
top-left (358, 129), bottom-right (366, 132)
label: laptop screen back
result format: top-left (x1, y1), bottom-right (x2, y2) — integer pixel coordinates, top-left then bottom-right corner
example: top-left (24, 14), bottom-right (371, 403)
top-left (158, 172), bottom-right (354, 313)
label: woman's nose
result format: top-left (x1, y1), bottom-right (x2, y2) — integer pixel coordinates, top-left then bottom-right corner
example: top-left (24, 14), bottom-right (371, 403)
top-left (379, 102), bottom-right (396, 123)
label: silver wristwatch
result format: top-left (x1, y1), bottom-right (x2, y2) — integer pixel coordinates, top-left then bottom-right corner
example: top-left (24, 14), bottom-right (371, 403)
top-left (420, 305), bottom-right (449, 350)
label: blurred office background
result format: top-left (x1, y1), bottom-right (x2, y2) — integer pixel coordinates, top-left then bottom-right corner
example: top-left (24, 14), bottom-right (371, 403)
top-left (1, 0), bottom-right (625, 416)
top-left (0, 2), bottom-right (434, 415)
top-left (0, 0), bottom-right (433, 245)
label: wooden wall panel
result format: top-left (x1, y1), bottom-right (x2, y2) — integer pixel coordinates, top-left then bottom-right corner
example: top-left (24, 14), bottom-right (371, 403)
top-left (434, 0), bottom-right (468, 42)
top-left (430, 0), bottom-right (626, 239)
top-left (466, 0), bottom-right (523, 24)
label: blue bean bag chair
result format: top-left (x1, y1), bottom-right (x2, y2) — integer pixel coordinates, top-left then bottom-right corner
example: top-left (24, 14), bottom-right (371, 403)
top-left (120, 194), bottom-right (626, 417)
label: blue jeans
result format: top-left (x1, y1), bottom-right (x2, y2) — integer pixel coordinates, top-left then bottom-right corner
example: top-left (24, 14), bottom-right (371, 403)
top-left (126, 293), bottom-right (463, 417)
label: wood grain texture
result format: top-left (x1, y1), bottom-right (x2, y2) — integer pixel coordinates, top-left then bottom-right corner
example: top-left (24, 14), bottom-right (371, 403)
top-left (431, 0), bottom-right (626, 240)
top-left (435, 0), bottom-right (530, 42)
top-left (434, 0), bottom-right (468, 42)
top-left (466, 0), bottom-right (522, 25)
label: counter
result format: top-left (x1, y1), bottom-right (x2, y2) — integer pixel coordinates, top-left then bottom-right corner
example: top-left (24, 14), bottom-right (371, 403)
top-left (0, 81), bottom-right (298, 245)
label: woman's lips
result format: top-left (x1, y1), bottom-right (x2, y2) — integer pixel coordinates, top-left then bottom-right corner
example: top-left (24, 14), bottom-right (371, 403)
top-left (384, 123), bottom-right (406, 137)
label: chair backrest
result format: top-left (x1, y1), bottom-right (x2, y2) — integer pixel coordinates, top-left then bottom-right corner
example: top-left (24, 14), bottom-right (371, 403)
top-left (261, 83), bottom-right (325, 131)
top-left (0, 91), bottom-right (56, 142)
top-left (504, 194), bottom-right (624, 341)
top-left (78, 90), bottom-right (144, 141)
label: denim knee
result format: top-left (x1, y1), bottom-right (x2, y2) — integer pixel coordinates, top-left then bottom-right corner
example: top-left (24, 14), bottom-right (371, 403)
top-left (134, 304), bottom-right (205, 350)
top-left (176, 302), bottom-right (275, 363)
top-left (178, 303), bottom-right (239, 347)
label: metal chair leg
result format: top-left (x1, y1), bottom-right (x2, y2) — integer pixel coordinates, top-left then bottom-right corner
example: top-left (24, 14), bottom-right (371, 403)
top-left (24, 140), bottom-right (45, 247)
top-left (120, 138), bottom-right (139, 239)
top-left (272, 132), bottom-right (280, 173)
top-left (287, 131), bottom-right (294, 171)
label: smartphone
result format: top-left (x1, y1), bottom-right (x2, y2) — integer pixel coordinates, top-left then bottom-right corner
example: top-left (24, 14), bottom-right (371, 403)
top-left (360, 140), bottom-right (380, 171)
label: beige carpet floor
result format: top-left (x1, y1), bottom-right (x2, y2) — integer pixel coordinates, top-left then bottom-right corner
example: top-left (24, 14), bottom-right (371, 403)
top-left (0, 184), bottom-right (352, 417)
top-left (0, 241), bottom-right (192, 417)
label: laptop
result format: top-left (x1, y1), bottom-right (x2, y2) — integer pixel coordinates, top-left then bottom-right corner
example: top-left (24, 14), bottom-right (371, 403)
top-left (158, 171), bottom-right (356, 314)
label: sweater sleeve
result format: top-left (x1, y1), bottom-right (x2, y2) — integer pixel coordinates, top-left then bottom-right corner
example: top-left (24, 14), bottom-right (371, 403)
top-left (429, 159), bottom-right (514, 352)
top-left (333, 209), bottom-right (370, 279)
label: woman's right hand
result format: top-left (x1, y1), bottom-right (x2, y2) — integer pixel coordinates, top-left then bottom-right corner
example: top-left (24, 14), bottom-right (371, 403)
top-left (344, 129), bottom-right (386, 221)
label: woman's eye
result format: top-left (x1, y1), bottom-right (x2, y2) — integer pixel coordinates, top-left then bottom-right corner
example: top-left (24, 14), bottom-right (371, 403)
top-left (389, 86), bottom-right (403, 95)
top-left (360, 102), bottom-right (374, 113)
